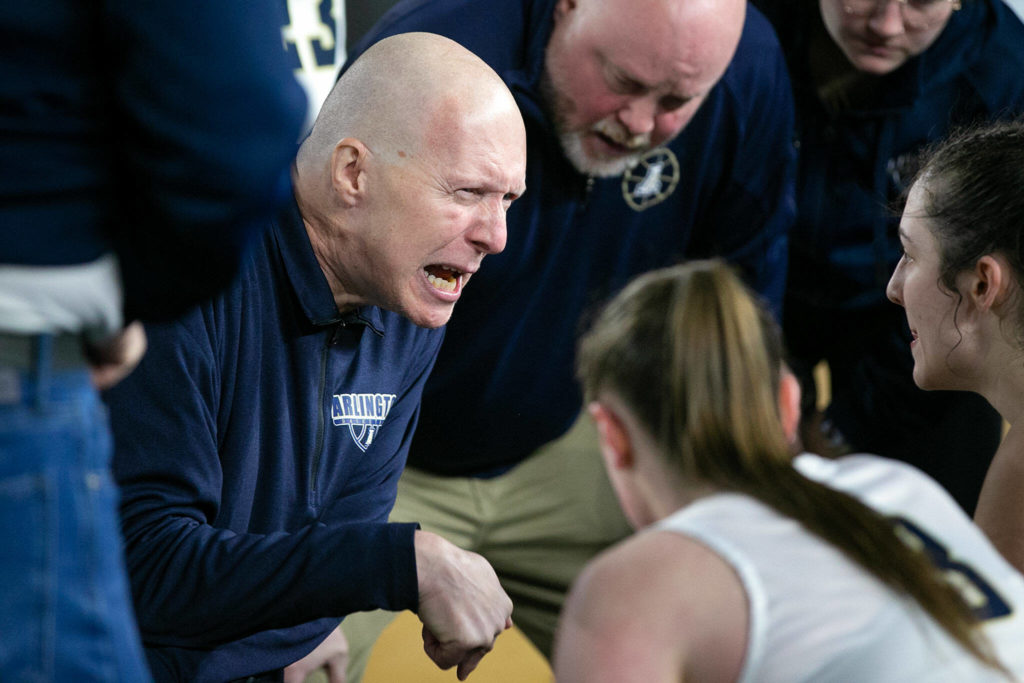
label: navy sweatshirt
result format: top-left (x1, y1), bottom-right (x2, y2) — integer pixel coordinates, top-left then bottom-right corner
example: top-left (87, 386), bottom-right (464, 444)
top-left (107, 198), bottom-right (440, 681)
top-left (0, 0), bottom-right (306, 321)
top-left (347, 0), bottom-right (798, 476)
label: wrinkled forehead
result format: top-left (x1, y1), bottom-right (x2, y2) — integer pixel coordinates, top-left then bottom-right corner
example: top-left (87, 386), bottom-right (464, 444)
top-left (414, 94), bottom-right (526, 178)
top-left (423, 91), bottom-right (523, 146)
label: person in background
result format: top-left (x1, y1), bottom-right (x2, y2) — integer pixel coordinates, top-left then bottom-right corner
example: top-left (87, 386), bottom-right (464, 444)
top-left (888, 120), bottom-right (1024, 574)
top-left (105, 32), bottom-right (528, 683)
top-left (554, 259), bottom-right (1024, 682)
top-left (0, 2), bottom-right (305, 679)
top-left (339, 0), bottom-right (797, 676)
top-left (753, 0), bottom-right (1024, 513)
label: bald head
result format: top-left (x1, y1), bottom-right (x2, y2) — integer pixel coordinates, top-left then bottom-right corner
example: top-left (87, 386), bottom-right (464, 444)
top-left (292, 31), bottom-right (526, 328)
top-left (299, 32), bottom-right (517, 170)
top-left (571, 0), bottom-right (745, 62)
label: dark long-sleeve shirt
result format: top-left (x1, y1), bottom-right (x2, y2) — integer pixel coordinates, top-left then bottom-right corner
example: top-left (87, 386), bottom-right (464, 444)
top-left (0, 0), bottom-right (306, 321)
top-left (107, 201), bottom-right (439, 681)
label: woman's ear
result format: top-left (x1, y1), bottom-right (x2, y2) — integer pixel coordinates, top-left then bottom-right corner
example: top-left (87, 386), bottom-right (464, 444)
top-left (330, 137), bottom-right (369, 206)
top-left (778, 367), bottom-right (802, 447)
top-left (588, 401), bottom-right (633, 470)
top-left (970, 254), bottom-right (1011, 312)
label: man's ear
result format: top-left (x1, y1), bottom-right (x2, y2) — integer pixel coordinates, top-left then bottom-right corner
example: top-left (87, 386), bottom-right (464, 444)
top-left (330, 137), bottom-right (369, 206)
top-left (588, 401), bottom-right (633, 470)
top-left (778, 367), bottom-right (802, 447)
top-left (970, 254), bottom-right (1011, 312)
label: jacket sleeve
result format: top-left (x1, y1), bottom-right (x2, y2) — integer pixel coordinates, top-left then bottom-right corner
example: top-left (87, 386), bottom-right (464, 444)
top-left (698, 8), bottom-right (797, 320)
top-left (102, 0), bottom-right (307, 322)
top-left (105, 308), bottom-right (420, 648)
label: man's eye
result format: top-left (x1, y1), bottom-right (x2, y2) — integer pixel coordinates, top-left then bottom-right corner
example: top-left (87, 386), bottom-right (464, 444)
top-left (659, 95), bottom-right (688, 112)
top-left (610, 75), bottom-right (644, 95)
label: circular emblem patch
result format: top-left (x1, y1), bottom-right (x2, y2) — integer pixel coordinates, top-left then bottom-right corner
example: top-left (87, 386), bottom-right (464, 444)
top-left (621, 147), bottom-right (680, 211)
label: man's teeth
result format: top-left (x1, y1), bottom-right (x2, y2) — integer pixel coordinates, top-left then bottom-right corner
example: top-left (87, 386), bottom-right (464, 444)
top-left (593, 121), bottom-right (649, 150)
top-left (427, 272), bottom-right (458, 292)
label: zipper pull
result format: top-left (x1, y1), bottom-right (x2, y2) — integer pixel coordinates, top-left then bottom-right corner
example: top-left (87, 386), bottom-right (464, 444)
top-left (581, 175), bottom-right (595, 208)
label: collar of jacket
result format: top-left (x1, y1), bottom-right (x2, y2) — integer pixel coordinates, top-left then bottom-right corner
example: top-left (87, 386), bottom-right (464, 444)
top-left (270, 191), bottom-right (385, 334)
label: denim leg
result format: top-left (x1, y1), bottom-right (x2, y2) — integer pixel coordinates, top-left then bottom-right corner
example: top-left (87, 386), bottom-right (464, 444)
top-left (0, 368), bottom-right (151, 682)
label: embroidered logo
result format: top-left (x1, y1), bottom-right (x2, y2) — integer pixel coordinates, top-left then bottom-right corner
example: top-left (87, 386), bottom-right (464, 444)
top-left (331, 392), bottom-right (397, 451)
top-left (621, 147), bottom-right (680, 211)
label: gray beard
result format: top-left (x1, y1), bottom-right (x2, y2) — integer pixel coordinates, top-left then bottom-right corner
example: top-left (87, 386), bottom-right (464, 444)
top-left (558, 129), bottom-right (645, 178)
top-left (540, 64), bottom-right (649, 178)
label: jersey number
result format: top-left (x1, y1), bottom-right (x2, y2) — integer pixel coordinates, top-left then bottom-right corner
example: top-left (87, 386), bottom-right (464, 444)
top-left (892, 516), bottom-right (1011, 622)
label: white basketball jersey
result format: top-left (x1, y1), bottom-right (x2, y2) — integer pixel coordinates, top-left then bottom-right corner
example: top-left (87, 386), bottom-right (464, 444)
top-left (657, 453), bottom-right (1024, 682)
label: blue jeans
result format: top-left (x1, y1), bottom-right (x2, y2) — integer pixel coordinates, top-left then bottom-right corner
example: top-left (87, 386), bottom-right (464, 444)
top-left (0, 337), bottom-right (151, 681)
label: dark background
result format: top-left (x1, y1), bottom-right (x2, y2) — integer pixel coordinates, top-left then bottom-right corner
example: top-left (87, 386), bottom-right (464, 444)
top-left (347, 0), bottom-right (399, 51)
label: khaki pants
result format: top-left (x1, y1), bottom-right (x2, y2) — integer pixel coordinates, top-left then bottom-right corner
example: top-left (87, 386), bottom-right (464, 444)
top-left (342, 415), bottom-right (632, 681)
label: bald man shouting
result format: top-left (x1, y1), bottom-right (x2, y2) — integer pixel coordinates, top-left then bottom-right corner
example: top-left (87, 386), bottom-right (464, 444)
top-left (104, 32), bottom-right (527, 683)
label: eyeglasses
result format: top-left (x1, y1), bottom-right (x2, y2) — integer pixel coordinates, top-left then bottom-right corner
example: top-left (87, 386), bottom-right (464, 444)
top-left (842, 0), bottom-right (962, 31)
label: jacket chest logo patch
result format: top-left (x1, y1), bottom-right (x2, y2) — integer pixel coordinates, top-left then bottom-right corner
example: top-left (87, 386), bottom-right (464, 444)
top-left (621, 147), bottom-right (679, 211)
top-left (331, 392), bottom-right (397, 451)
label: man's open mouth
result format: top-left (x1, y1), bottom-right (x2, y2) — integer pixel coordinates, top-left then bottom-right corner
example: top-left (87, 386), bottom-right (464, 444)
top-left (425, 264), bottom-right (464, 293)
top-left (593, 120), bottom-right (650, 152)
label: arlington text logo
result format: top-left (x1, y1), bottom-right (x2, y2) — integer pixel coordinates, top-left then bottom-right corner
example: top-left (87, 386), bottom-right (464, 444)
top-left (332, 392), bottom-right (397, 451)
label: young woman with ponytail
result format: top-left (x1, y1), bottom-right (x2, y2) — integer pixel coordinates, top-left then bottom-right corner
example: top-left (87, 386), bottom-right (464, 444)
top-left (553, 259), bottom-right (1024, 682)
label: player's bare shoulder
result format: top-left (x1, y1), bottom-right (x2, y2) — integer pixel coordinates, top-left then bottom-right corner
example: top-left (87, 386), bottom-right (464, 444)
top-left (555, 528), bottom-right (747, 683)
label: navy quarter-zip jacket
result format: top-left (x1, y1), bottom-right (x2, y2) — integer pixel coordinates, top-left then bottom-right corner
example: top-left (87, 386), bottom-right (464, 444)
top-left (107, 198), bottom-right (441, 681)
